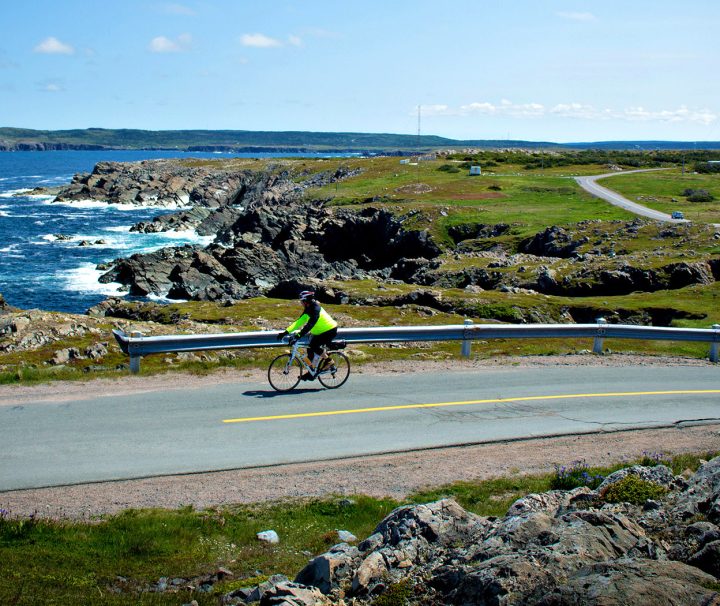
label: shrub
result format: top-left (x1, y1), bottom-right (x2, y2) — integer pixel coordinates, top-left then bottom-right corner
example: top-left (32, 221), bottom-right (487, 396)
top-left (488, 185), bottom-right (502, 191)
top-left (601, 475), bottom-right (667, 505)
top-left (682, 188), bottom-right (715, 202)
top-left (375, 578), bottom-right (413, 606)
top-left (551, 460), bottom-right (605, 490)
top-left (694, 162), bottom-right (720, 174)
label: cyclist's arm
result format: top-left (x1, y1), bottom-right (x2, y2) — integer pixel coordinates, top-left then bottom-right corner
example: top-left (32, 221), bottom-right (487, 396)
top-left (286, 313), bottom-right (309, 334)
top-left (298, 302), bottom-right (321, 337)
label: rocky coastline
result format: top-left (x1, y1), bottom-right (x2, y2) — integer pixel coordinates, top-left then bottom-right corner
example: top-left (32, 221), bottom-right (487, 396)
top-left (40, 159), bottom-right (720, 322)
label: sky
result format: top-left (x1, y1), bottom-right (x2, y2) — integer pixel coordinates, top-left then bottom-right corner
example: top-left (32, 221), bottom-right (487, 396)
top-left (1, 1), bottom-right (719, 143)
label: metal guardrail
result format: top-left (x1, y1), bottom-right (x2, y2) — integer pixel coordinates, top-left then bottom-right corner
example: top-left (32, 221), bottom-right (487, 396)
top-left (112, 319), bottom-right (720, 373)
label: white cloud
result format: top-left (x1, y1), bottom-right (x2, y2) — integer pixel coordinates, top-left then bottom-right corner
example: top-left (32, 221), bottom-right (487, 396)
top-left (420, 104), bottom-right (452, 116)
top-left (149, 34), bottom-right (192, 53)
top-left (458, 100), bottom-right (545, 118)
top-left (460, 102), bottom-right (496, 114)
top-left (551, 103), bottom-right (717, 124)
top-left (43, 83), bottom-right (63, 92)
top-left (557, 11), bottom-right (597, 22)
top-left (241, 33), bottom-right (283, 48)
top-left (425, 100), bottom-right (718, 126)
top-left (288, 35), bottom-right (303, 47)
top-left (34, 37), bottom-right (75, 55)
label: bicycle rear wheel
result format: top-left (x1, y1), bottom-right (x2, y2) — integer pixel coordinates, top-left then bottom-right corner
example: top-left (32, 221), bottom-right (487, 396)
top-left (268, 353), bottom-right (302, 391)
top-left (317, 352), bottom-right (350, 389)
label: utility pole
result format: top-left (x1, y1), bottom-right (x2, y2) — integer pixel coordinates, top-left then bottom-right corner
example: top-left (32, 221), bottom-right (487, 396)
top-left (416, 104), bottom-right (421, 186)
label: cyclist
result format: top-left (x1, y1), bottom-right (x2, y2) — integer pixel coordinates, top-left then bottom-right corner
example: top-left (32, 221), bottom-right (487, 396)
top-left (277, 290), bottom-right (338, 380)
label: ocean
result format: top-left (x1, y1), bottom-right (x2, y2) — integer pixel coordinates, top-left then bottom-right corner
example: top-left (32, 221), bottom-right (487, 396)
top-left (0, 150), bottom-right (351, 314)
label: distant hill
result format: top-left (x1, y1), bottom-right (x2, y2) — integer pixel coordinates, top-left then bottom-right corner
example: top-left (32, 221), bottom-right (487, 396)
top-left (0, 127), bottom-right (718, 152)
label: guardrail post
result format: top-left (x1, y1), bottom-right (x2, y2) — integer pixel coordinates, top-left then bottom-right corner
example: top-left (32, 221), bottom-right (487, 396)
top-left (593, 318), bottom-right (607, 354)
top-left (461, 318), bottom-right (473, 358)
top-left (129, 331), bottom-right (143, 374)
top-left (711, 324), bottom-right (720, 363)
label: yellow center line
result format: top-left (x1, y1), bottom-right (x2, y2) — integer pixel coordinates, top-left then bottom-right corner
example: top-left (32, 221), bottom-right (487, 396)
top-left (222, 389), bottom-right (720, 424)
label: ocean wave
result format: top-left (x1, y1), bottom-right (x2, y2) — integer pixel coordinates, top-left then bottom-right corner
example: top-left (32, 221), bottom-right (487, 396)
top-left (0, 210), bottom-right (10, 217)
top-left (37, 227), bottom-right (213, 251)
top-left (46, 198), bottom-right (188, 212)
top-left (148, 293), bottom-right (187, 304)
top-left (57, 263), bottom-right (126, 296)
top-left (0, 188), bottom-right (32, 198)
top-left (0, 244), bottom-right (19, 253)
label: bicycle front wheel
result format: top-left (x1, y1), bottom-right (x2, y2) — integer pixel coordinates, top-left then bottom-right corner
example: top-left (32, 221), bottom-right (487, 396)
top-left (318, 352), bottom-right (350, 389)
top-left (268, 353), bottom-right (302, 392)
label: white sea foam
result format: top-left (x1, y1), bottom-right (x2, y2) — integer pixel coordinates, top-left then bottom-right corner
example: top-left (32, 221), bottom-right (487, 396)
top-left (104, 225), bottom-right (133, 233)
top-left (148, 293), bottom-right (187, 304)
top-left (38, 227), bottom-right (213, 251)
top-left (57, 263), bottom-right (126, 296)
top-left (46, 198), bottom-right (189, 212)
top-left (0, 244), bottom-right (19, 253)
top-left (0, 210), bottom-right (10, 217)
top-left (0, 188), bottom-right (32, 198)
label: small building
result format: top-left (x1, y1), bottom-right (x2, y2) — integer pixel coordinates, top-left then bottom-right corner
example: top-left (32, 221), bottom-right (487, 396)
top-left (469, 165), bottom-right (482, 176)
top-left (399, 159), bottom-right (410, 165)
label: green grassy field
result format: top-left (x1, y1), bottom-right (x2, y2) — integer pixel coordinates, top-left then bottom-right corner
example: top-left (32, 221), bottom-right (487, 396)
top-left (597, 168), bottom-right (720, 223)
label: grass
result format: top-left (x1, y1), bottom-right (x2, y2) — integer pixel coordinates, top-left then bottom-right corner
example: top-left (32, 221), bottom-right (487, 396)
top-left (597, 168), bottom-right (720, 223)
top-left (2, 279), bottom-right (720, 386)
top-left (2, 450), bottom-right (715, 604)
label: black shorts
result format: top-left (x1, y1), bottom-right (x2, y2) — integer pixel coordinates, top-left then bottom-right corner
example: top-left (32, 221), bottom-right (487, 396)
top-left (309, 327), bottom-right (338, 357)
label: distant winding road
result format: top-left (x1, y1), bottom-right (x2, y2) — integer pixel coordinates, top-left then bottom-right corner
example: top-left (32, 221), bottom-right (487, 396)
top-left (574, 168), bottom-right (682, 221)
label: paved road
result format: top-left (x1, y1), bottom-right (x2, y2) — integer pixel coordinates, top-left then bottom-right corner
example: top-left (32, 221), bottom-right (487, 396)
top-left (574, 169), bottom-right (683, 222)
top-left (1, 366), bottom-right (719, 491)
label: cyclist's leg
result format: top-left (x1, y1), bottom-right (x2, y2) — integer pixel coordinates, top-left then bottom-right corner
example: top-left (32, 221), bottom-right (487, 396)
top-left (311, 328), bottom-right (337, 371)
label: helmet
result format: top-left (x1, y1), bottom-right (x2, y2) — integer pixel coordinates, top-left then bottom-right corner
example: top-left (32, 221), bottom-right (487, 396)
top-left (299, 290), bottom-right (315, 302)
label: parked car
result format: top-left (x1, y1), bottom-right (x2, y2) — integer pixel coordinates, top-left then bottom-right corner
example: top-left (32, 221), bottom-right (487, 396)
top-left (671, 211), bottom-right (684, 219)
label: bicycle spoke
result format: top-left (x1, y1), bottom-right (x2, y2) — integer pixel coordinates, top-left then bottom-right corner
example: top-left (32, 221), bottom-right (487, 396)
top-left (268, 353), bottom-right (301, 391)
top-left (318, 352), bottom-right (350, 389)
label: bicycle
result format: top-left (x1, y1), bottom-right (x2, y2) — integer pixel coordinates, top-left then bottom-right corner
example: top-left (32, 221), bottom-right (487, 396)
top-left (268, 337), bottom-right (351, 392)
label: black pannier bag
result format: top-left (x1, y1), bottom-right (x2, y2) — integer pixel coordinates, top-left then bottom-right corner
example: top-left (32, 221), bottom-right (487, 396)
top-left (328, 340), bottom-right (347, 350)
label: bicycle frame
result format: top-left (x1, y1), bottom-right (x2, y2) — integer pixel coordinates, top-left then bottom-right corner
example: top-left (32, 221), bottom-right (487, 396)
top-left (284, 339), bottom-right (334, 377)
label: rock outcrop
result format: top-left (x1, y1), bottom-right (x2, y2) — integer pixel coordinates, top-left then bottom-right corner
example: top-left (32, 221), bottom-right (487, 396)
top-left (224, 458), bottom-right (720, 605)
top-left (99, 196), bottom-right (441, 303)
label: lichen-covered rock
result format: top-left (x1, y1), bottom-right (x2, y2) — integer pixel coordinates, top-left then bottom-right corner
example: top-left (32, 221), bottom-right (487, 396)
top-left (506, 486), bottom-right (592, 517)
top-left (536, 558), bottom-right (719, 606)
top-left (259, 581), bottom-right (333, 606)
top-left (294, 543), bottom-right (359, 594)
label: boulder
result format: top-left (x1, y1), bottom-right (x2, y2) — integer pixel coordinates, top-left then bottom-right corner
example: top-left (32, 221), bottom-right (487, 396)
top-left (294, 543), bottom-right (359, 594)
top-left (536, 558), bottom-right (720, 606)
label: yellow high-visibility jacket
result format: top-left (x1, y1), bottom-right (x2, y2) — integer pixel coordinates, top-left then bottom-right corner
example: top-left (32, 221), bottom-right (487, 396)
top-left (287, 301), bottom-right (337, 336)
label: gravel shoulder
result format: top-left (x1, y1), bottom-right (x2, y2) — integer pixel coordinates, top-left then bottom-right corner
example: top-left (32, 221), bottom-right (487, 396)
top-left (1, 354), bottom-right (718, 519)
